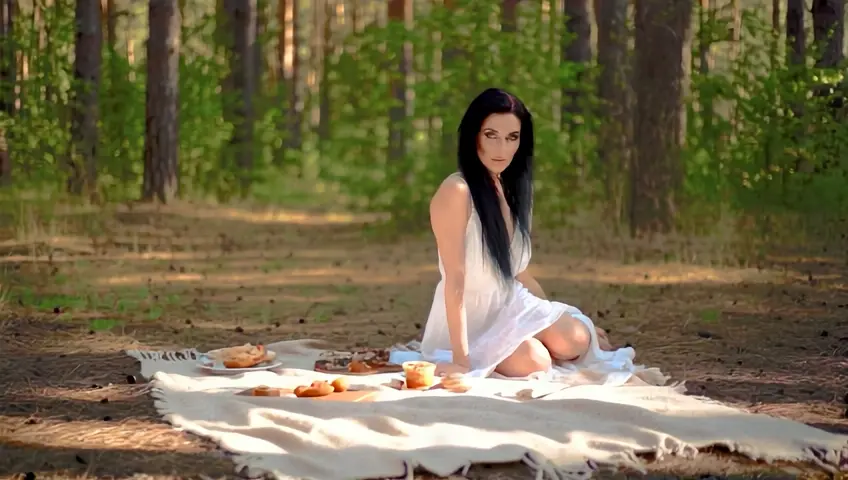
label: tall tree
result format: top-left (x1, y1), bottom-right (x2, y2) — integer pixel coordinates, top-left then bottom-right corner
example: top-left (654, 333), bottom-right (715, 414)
top-left (142, 0), bottom-right (181, 203)
top-left (0, 0), bottom-right (14, 116)
top-left (698, 0), bottom-right (714, 135)
top-left (317, 0), bottom-right (333, 144)
top-left (501, 0), bottom-right (518, 33)
top-left (630, 0), bottom-right (692, 236)
top-left (786, 0), bottom-right (805, 67)
top-left (0, 0), bottom-right (15, 185)
top-left (594, 0), bottom-right (629, 224)
top-left (276, 0), bottom-right (302, 160)
top-left (500, 0), bottom-right (519, 87)
top-left (222, 0), bottom-right (257, 194)
top-left (811, 0), bottom-right (844, 68)
top-left (388, 0), bottom-right (411, 163)
top-left (441, 0), bottom-right (462, 161)
top-left (562, 0), bottom-right (591, 129)
top-left (68, 0), bottom-right (102, 196)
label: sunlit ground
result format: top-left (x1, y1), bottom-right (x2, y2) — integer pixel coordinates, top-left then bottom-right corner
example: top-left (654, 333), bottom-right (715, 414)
top-left (0, 200), bottom-right (845, 479)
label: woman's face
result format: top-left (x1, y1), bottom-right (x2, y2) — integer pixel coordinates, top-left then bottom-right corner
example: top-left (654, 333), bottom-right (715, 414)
top-left (477, 113), bottom-right (521, 176)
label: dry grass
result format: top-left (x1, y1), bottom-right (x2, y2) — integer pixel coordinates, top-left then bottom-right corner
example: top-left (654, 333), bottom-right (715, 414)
top-left (0, 200), bottom-right (846, 480)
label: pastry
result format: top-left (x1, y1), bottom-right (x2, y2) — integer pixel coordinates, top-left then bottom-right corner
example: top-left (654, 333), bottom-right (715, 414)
top-left (331, 377), bottom-right (349, 392)
top-left (252, 385), bottom-right (282, 396)
top-left (217, 344), bottom-right (267, 369)
top-left (442, 373), bottom-right (471, 393)
top-left (348, 359), bottom-right (372, 373)
top-left (294, 381), bottom-right (334, 398)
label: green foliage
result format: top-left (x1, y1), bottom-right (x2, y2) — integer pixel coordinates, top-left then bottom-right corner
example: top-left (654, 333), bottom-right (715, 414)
top-left (686, 6), bottom-right (848, 234)
top-left (2, 1), bottom-right (847, 237)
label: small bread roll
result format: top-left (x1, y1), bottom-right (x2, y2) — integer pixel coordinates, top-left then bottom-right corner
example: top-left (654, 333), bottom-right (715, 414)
top-left (294, 381), bottom-right (334, 398)
top-left (442, 373), bottom-right (471, 393)
top-left (331, 377), bottom-right (349, 392)
top-left (252, 385), bottom-right (282, 396)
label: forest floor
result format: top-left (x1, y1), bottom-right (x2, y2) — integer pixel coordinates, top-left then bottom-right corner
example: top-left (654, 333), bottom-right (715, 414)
top-left (0, 201), bottom-right (847, 480)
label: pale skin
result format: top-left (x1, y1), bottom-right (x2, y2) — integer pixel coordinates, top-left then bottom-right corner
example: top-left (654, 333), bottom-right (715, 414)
top-left (430, 113), bottom-right (612, 378)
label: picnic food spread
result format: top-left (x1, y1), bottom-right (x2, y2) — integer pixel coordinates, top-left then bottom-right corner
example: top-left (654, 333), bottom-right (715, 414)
top-left (314, 347), bottom-right (403, 375)
top-left (214, 343), bottom-right (271, 369)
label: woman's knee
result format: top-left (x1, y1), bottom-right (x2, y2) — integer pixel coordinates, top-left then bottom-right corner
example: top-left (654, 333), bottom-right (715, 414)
top-left (496, 338), bottom-right (552, 377)
top-left (537, 314), bottom-right (591, 360)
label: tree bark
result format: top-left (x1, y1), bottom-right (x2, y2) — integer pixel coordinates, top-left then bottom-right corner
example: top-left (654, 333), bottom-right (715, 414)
top-left (501, 0), bottom-right (518, 33)
top-left (594, 0), bottom-right (629, 225)
top-left (143, 0), bottom-right (180, 203)
top-left (69, 0), bottom-right (102, 197)
top-left (0, 0), bottom-right (14, 115)
top-left (222, 0), bottom-right (257, 194)
top-left (276, 0), bottom-right (302, 159)
top-left (630, 0), bottom-right (692, 237)
top-left (786, 0), bottom-right (805, 67)
top-left (0, 0), bottom-right (15, 185)
top-left (441, 0), bottom-right (462, 162)
top-left (388, 0), bottom-right (411, 163)
top-left (562, 0), bottom-right (591, 128)
top-left (812, 0), bottom-right (844, 68)
top-left (317, 0), bottom-right (332, 145)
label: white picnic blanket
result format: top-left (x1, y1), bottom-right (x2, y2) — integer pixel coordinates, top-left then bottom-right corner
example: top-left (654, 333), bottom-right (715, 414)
top-left (126, 339), bottom-right (848, 480)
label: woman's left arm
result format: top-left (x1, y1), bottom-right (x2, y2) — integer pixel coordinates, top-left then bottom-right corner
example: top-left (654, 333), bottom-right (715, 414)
top-left (515, 269), bottom-right (547, 299)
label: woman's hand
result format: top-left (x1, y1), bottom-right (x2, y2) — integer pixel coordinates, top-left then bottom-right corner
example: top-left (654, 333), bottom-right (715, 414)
top-left (435, 362), bottom-right (470, 376)
top-left (595, 326), bottom-right (614, 351)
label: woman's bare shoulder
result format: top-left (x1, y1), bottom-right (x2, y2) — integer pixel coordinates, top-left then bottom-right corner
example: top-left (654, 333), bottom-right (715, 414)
top-left (430, 173), bottom-right (470, 215)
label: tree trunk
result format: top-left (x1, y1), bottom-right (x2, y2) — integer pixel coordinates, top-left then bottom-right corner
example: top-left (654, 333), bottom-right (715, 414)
top-left (69, 0), bottom-right (102, 197)
top-left (501, 0), bottom-right (518, 33)
top-left (786, 0), bottom-right (805, 67)
top-left (812, 0), bottom-right (844, 68)
top-left (222, 0), bottom-right (257, 195)
top-left (276, 0), bottom-right (302, 159)
top-left (0, 0), bottom-right (15, 185)
top-left (500, 0), bottom-right (519, 87)
top-left (630, 0), bottom-right (692, 237)
top-left (317, 0), bottom-right (333, 145)
top-left (594, 0), bottom-right (629, 225)
top-left (441, 0), bottom-right (461, 161)
top-left (561, 0), bottom-right (591, 128)
top-left (0, 0), bottom-right (15, 115)
top-left (698, 0), bottom-right (714, 135)
top-left (255, 0), bottom-right (265, 94)
top-left (387, 0), bottom-right (411, 163)
top-left (0, 128), bottom-right (8, 186)
top-left (142, 0), bottom-right (180, 203)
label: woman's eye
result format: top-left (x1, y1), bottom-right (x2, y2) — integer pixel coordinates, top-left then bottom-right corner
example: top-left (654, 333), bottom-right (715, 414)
top-left (486, 133), bottom-right (498, 139)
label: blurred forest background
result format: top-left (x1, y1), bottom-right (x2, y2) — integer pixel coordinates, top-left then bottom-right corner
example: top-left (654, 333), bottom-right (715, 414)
top-left (0, 0), bottom-right (847, 241)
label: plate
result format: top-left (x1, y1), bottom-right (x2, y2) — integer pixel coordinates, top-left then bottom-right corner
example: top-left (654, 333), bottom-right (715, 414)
top-left (196, 349), bottom-right (282, 374)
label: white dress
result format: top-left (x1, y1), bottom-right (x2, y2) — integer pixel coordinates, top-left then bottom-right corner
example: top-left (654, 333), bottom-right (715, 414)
top-left (420, 173), bottom-right (572, 376)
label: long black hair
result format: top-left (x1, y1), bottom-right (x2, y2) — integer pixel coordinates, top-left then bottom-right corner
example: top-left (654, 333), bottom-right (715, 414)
top-left (457, 87), bottom-right (534, 283)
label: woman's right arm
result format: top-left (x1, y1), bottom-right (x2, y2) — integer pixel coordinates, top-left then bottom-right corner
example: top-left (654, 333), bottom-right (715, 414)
top-left (429, 176), bottom-right (471, 368)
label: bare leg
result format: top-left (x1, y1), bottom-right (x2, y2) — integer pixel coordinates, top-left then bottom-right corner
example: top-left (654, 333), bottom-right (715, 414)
top-left (495, 338), bottom-right (552, 377)
top-left (535, 314), bottom-right (591, 361)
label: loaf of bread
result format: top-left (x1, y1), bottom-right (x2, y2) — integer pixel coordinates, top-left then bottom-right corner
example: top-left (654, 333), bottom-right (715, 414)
top-left (216, 344), bottom-right (268, 369)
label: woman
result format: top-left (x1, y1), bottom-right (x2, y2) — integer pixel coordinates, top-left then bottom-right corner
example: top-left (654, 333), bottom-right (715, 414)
top-left (420, 88), bottom-right (611, 378)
